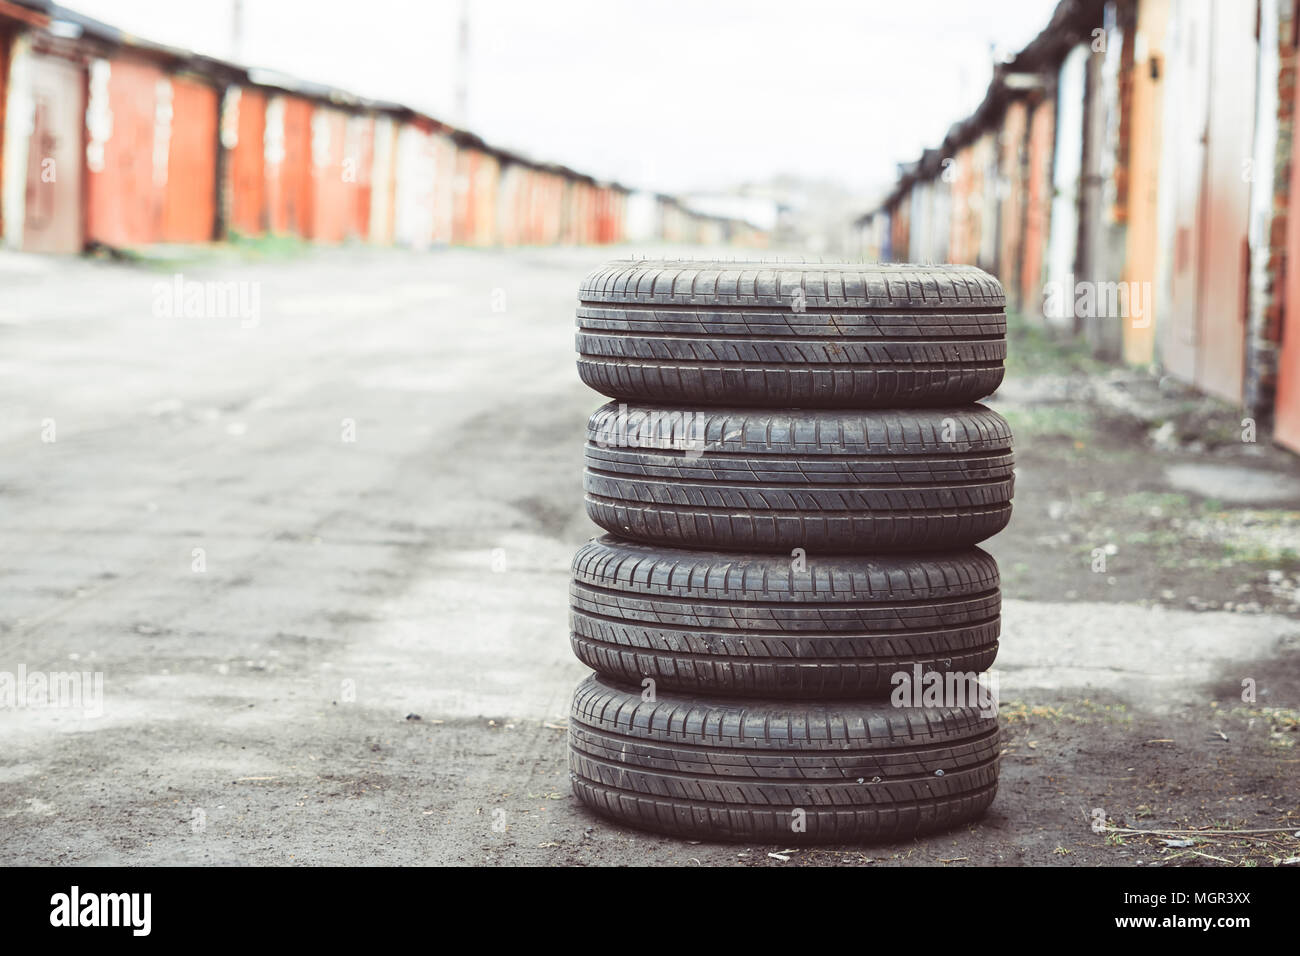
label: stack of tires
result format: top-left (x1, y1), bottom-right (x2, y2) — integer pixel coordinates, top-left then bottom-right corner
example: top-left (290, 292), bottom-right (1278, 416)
top-left (566, 260), bottom-right (1014, 843)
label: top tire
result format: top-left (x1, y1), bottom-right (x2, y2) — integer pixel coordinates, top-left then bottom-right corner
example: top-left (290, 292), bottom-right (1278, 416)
top-left (577, 259), bottom-right (1006, 408)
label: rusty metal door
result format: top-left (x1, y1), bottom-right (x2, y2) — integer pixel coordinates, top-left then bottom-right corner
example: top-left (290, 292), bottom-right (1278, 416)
top-left (1277, 8), bottom-right (1300, 452)
top-left (84, 57), bottom-right (166, 248)
top-left (268, 96), bottom-right (313, 236)
top-left (345, 114), bottom-right (373, 241)
top-left (393, 123), bottom-right (435, 249)
top-left (285, 98), bottom-right (314, 236)
top-left (1021, 96), bottom-right (1054, 316)
top-left (1121, 0), bottom-right (1169, 366)
top-left (308, 106), bottom-right (347, 242)
top-left (228, 87), bottom-right (266, 236)
top-left (1046, 43), bottom-right (1087, 329)
top-left (0, 28), bottom-right (12, 238)
top-left (367, 115), bottom-right (395, 243)
top-left (23, 53), bottom-right (83, 253)
top-left (1280, 195), bottom-right (1300, 451)
top-left (161, 76), bottom-right (219, 243)
top-left (1158, 0), bottom-right (1210, 385)
top-left (1193, 0), bottom-right (1256, 404)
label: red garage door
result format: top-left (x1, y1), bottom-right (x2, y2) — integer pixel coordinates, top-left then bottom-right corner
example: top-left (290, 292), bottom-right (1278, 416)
top-left (23, 52), bottom-right (83, 253)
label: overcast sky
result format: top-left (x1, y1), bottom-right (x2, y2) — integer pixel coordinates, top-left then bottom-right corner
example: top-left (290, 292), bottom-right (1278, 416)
top-left (63, 0), bottom-right (1059, 201)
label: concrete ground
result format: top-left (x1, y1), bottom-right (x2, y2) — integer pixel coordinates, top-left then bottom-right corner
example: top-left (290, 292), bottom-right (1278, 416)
top-left (0, 245), bottom-right (1296, 866)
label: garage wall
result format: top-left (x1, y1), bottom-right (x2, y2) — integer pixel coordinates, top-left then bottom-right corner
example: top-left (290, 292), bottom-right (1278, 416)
top-left (223, 86), bottom-right (266, 236)
top-left (21, 48), bottom-right (83, 253)
top-left (84, 55), bottom-right (166, 248)
top-left (160, 74), bottom-right (219, 243)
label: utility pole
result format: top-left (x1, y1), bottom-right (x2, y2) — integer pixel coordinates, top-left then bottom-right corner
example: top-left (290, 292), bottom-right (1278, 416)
top-left (454, 0), bottom-right (469, 125)
top-left (230, 0), bottom-right (244, 62)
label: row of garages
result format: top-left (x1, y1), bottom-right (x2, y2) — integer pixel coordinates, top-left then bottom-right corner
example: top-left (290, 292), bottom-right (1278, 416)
top-left (0, 2), bottom-right (765, 256)
top-left (854, 0), bottom-right (1300, 454)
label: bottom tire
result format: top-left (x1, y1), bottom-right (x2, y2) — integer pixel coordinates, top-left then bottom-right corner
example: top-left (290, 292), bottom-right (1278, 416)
top-left (569, 675), bottom-right (999, 844)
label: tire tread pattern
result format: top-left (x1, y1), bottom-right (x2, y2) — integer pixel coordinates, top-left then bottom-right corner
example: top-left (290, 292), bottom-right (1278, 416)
top-left (570, 535), bottom-right (1000, 697)
top-left (569, 675), bottom-right (999, 842)
top-left (577, 260), bottom-right (1007, 407)
top-left (584, 404), bottom-right (1014, 552)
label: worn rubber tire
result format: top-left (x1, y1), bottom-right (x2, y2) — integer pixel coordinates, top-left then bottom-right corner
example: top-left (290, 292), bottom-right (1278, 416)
top-left (569, 674), bottom-right (999, 843)
top-left (571, 535), bottom-right (999, 698)
top-left (576, 259), bottom-right (1006, 408)
top-left (584, 403), bottom-right (1014, 552)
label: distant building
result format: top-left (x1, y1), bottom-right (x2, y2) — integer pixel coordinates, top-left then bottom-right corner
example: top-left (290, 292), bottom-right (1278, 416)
top-left (854, 0), bottom-right (1300, 455)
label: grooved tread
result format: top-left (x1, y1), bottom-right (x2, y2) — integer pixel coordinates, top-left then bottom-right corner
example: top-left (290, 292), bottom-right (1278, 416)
top-left (584, 404), bottom-right (1014, 552)
top-left (570, 535), bottom-right (1000, 697)
top-left (576, 260), bottom-right (1006, 406)
top-left (569, 675), bottom-right (999, 842)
